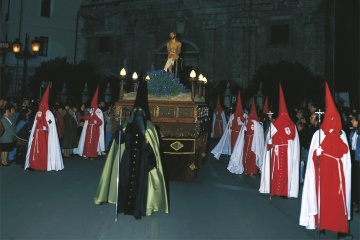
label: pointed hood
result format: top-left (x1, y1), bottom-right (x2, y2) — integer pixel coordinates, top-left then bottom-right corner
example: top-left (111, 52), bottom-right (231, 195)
top-left (233, 91), bottom-right (245, 122)
top-left (215, 96), bottom-right (223, 113)
top-left (133, 79), bottom-right (151, 120)
top-left (248, 98), bottom-right (259, 122)
top-left (321, 82), bottom-right (342, 134)
top-left (91, 86), bottom-right (99, 110)
top-left (262, 95), bottom-right (269, 114)
top-left (273, 84), bottom-right (293, 128)
top-left (278, 84), bottom-right (289, 116)
top-left (39, 85), bottom-right (50, 112)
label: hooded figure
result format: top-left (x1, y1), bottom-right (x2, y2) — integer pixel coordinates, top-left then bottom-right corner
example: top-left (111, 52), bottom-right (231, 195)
top-left (242, 99), bottom-right (264, 177)
top-left (77, 86), bottom-right (105, 159)
top-left (94, 79), bottom-right (168, 219)
top-left (211, 96), bottom-right (227, 139)
top-left (300, 82), bottom-right (351, 235)
top-left (211, 91), bottom-right (247, 175)
top-left (24, 85), bottom-right (64, 171)
top-left (259, 84), bottom-right (300, 198)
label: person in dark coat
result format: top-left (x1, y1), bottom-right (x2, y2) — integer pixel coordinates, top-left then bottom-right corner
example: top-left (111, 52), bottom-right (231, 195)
top-left (62, 108), bottom-right (78, 158)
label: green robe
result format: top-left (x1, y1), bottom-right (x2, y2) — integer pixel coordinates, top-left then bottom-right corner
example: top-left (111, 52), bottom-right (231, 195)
top-left (94, 121), bottom-right (168, 216)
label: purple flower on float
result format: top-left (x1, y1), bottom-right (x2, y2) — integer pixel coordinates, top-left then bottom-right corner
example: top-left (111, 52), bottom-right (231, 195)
top-left (146, 69), bottom-right (189, 97)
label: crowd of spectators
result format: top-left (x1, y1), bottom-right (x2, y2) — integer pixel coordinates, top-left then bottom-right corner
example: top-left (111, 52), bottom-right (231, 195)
top-left (0, 97), bottom-right (115, 167)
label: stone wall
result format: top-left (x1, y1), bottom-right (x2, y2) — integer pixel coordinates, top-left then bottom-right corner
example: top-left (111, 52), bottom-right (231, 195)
top-left (76, 0), bottom-right (331, 89)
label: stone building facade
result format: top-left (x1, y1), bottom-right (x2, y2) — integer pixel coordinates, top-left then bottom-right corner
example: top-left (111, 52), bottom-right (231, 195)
top-left (76, 0), bottom-right (336, 91)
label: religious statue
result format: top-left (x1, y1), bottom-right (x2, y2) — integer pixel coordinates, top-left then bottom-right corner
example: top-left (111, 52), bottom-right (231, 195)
top-left (164, 32), bottom-right (181, 75)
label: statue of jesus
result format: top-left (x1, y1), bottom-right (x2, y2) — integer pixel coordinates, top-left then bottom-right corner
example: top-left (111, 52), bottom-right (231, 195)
top-left (164, 32), bottom-right (181, 75)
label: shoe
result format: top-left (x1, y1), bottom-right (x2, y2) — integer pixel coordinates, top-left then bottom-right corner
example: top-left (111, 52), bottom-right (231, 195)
top-left (101, 151), bottom-right (106, 156)
top-left (337, 232), bottom-right (353, 239)
top-left (1, 163), bottom-right (9, 167)
top-left (249, 174), bottom-right (256, 178)
top-left (26, 167), bottom-right (34, 171)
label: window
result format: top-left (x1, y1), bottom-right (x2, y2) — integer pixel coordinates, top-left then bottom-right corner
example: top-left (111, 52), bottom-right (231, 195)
top-left (269, 24), bottom-right (290, 45)
top-left (38, 36), bottom-right (49, 56)
top-left (98, 36), bottom-right (112, 52)
top-left (41, 0), bottom-right (51, 18)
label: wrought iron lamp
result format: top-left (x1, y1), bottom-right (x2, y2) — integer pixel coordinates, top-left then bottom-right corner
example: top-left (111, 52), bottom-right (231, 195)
top-left (11, 33), bottom-right (41, 97)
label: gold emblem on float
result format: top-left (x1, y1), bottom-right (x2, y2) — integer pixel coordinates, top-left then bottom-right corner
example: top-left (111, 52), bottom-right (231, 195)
top-left (189, 163), bottom-right (197, 170)
top-left (170, 141), bottom-right (184, 151)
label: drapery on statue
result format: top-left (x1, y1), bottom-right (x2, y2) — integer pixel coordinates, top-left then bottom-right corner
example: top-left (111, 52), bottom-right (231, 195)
top-left (164, 32), bottom-right (181, 75)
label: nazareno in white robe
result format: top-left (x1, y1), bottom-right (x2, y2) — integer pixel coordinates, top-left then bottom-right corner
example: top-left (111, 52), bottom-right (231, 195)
top-left (211, 113), bottom-right (245, 159)
top-left (24, 110), bottom-right (64, 171)
top-left (299, 129), bottom-right (351, 229)
top-left (210, 111), bottom-right (227, 138)
top-left (77, 108), bottom-right (105, 156)
top-left (259, 122), bottom-right (300, 198)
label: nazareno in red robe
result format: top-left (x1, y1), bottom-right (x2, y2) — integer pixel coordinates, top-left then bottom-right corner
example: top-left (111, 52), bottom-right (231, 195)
top-left (82, 112), bottom-right (103, 158)
top-left (314, 131), bottom-right (349, 233)
top-left (242, 121), bottom-right (257, 175)
top-left (269, 119), bottom-right (296, 197)
top-left (28, 111), bottom-right (49, 170)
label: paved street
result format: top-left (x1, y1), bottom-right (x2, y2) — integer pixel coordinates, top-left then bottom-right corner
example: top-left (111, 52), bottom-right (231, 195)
top-left (1, 139), bottom-right (359, 239)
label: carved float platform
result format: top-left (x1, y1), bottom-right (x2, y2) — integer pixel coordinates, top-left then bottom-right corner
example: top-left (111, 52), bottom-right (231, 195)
top-left (113, 92), bottom-right (210, 181)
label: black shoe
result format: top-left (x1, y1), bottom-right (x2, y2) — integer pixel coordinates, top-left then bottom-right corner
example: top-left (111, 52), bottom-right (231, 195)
top-left (337, 232), bottom-right (353, 239)
top-left (26, 167), bottom-right (34, 171)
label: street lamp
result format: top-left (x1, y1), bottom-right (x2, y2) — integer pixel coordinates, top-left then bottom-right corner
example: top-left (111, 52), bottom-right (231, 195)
top-left (12, 33), bottom-right (41, 97)
top-left (132, 72), bottom-right (138, 92)
top-left (189, 70), bottom-right (197, 101)
top-left (119, 68), bottom-right (127, 100)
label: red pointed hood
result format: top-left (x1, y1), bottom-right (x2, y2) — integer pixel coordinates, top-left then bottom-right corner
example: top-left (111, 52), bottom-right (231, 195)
top-left (215, 96), bottom-right (223, 113)
top-left (248, 98), bottom-right (259, 122)
top-left (274, 84), bottom-right (293, 128)
top-left (263, 95), bottom-right (269, 114)
top-left (39, 85), bottom-right (50, 112)
top-left (321, 82), bottom-right (342, 134)
top-left (91, 86), bottom-right (99, 110)
top-left (234, 91), bottom-right (245, 122)
top-left (278, 84), bottom-right (289, 116)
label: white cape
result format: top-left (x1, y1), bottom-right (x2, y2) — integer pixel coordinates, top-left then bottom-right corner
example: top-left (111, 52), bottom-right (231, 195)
top-left (211, 114), bottom-right (243, 159)
top-left (299, 129), bottom-right (351, 229)
top-left (251, 120), bottom-right (265, 169)
top-left (77, 108), bottom-right (105, 156)
top-left (211, 111), bottom-right (227, 138)
top-left (259, 122), bottom-right (300, 198)
top-left (24, 110), bottom-right (64, 171)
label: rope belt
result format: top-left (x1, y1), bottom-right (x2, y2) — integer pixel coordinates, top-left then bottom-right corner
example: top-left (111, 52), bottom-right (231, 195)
top-left (33, 128), bottom-right (46, 160)
top-left (322, 153), bottom-right (347, 216)
top-left (216, 120), bottom-right (223, 135)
